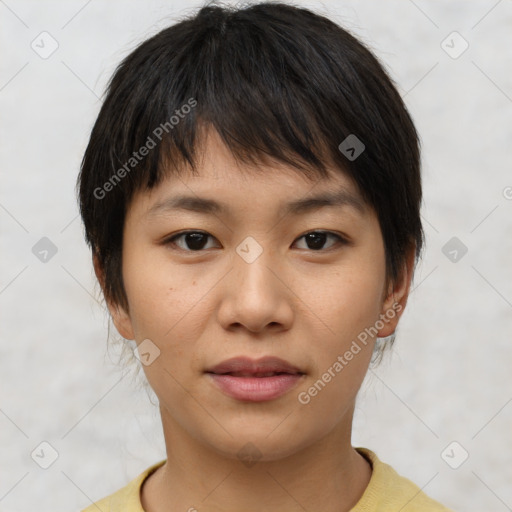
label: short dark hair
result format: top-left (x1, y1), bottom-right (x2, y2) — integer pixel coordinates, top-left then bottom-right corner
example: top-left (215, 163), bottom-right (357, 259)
top-left (78, 1), bottom-right (424, 317)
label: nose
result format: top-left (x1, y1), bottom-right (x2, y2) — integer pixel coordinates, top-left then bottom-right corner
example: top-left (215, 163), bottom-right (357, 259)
top-left (216, 248), bottom-right (294, 334)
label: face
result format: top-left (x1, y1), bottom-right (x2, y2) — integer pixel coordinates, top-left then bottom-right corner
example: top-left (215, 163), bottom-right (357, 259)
top-left (104, 128), bottom-right (412, 461)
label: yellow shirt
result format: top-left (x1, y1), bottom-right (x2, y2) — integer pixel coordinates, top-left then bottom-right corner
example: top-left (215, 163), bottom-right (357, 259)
top-left (81, 448), bottom-right (453, 511)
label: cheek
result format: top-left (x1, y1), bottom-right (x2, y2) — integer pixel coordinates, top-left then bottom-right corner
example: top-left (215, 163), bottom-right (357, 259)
top-left (121, 244), bottom-right (172, 332)
top-left (292, 270), bottom-right (381, 429)
top-left (120, 249), bottom-right (210, 399)
top-left (293, 243), bottom-right (386, 396)
top-left (121, 244), bottom-right (220, 350)
top-left (298, 249), bottom-right (386, 340)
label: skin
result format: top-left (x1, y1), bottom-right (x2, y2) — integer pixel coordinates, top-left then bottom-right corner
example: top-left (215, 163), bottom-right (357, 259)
top-left (95, 128), bottom-right (416, 512)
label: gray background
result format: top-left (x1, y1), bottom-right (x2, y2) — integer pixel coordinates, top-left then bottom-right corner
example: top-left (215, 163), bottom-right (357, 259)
top-left (1, 0), bottom-right (511, 510)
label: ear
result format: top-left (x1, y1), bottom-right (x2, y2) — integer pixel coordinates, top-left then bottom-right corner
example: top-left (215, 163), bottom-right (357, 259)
top-left (377, 245), bottom-right (416, 338)
top-left (93, 252), bottom-right (135, 340)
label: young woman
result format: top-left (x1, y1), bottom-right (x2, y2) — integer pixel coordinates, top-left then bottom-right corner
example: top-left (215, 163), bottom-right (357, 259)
top-left (78, 2), bottom-right (453, 510)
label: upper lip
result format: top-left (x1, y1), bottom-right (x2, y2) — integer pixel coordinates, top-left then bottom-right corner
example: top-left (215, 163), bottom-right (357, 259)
top-left (206, 356), bottom-right (304, 376)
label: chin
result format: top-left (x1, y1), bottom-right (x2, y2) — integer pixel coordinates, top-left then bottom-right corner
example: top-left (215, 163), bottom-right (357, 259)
top-left (196, 412), bottom-right (324, 464)
top-left (208, 434), bottom-right (310, 464)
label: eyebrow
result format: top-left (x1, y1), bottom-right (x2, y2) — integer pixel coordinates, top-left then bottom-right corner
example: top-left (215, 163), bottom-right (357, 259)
top-left (147, 187), bottom-right (367, 218)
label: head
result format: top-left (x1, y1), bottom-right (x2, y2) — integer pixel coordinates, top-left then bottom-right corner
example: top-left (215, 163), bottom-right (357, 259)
top-left (78, 1), bottom-right (423, 460)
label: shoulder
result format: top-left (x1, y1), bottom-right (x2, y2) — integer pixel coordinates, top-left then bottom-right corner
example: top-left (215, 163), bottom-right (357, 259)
top-left (353, 448), bottom-right (454, 511)
top-left (80, 460), bottom-right (166, 512)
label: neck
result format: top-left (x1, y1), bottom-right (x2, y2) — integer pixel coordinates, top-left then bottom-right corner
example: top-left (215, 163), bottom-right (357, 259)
top-left (141, 405), bottom-right (372, 512)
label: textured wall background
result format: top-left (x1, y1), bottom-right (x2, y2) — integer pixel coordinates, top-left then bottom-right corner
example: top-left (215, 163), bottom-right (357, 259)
top-left (1, 1), bottom-right (511, 511)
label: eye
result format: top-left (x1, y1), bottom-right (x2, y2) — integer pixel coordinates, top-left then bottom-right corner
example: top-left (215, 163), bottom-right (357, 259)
top-left (165, 231), bottom-right (219, 251)
top-left (164, 230), bottom-right (348, 253)
top-left (293, 231), bottom-right (347, 251)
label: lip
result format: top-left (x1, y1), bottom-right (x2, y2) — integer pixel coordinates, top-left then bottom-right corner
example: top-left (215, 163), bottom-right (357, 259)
top-left (205, 356), bottom-right (305, 402)
top-left (206, 356), bottom-right (303, 376)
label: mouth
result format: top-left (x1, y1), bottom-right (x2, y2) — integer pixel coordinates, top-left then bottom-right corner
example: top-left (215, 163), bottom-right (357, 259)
top-left (206, 355), bottom-right (304, 376)
top-left (205, 356), bottom-right (305, 402)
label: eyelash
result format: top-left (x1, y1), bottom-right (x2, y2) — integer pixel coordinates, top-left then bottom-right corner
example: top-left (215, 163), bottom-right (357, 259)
top-left (163, 230), bottom-right (349, 253)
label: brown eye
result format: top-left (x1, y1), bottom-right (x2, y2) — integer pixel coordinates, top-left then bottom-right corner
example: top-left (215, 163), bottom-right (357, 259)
top-left (164, 230), bottom-right (348, 253)
top-left (294, 231), bottom-right (347, 251)
top-left (166, 231), bottom-right (219, 251)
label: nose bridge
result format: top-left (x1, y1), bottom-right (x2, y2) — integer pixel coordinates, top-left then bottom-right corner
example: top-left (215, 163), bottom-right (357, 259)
top-left (217, 236), bottom-right (292, 333)
top-left (234, 237), bottom-right (279, 300)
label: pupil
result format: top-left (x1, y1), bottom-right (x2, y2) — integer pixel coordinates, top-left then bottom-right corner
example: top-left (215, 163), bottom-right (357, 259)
top-left (187, 233), bottom-right (207, 250)
top-left (306, 232), bottom-right (326, 250)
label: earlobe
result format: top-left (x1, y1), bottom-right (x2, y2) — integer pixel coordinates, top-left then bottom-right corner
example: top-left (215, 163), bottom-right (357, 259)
top-left (109, 303), bottom-right (136, 341)
top-left (377, 246), bottom-right (416, 338)
top-left (92, 252), bottom-right (135, 340)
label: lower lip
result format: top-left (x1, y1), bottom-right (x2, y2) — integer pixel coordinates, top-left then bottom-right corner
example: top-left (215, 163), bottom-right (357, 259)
top-left (207, 373), bottom-right (303, 402)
